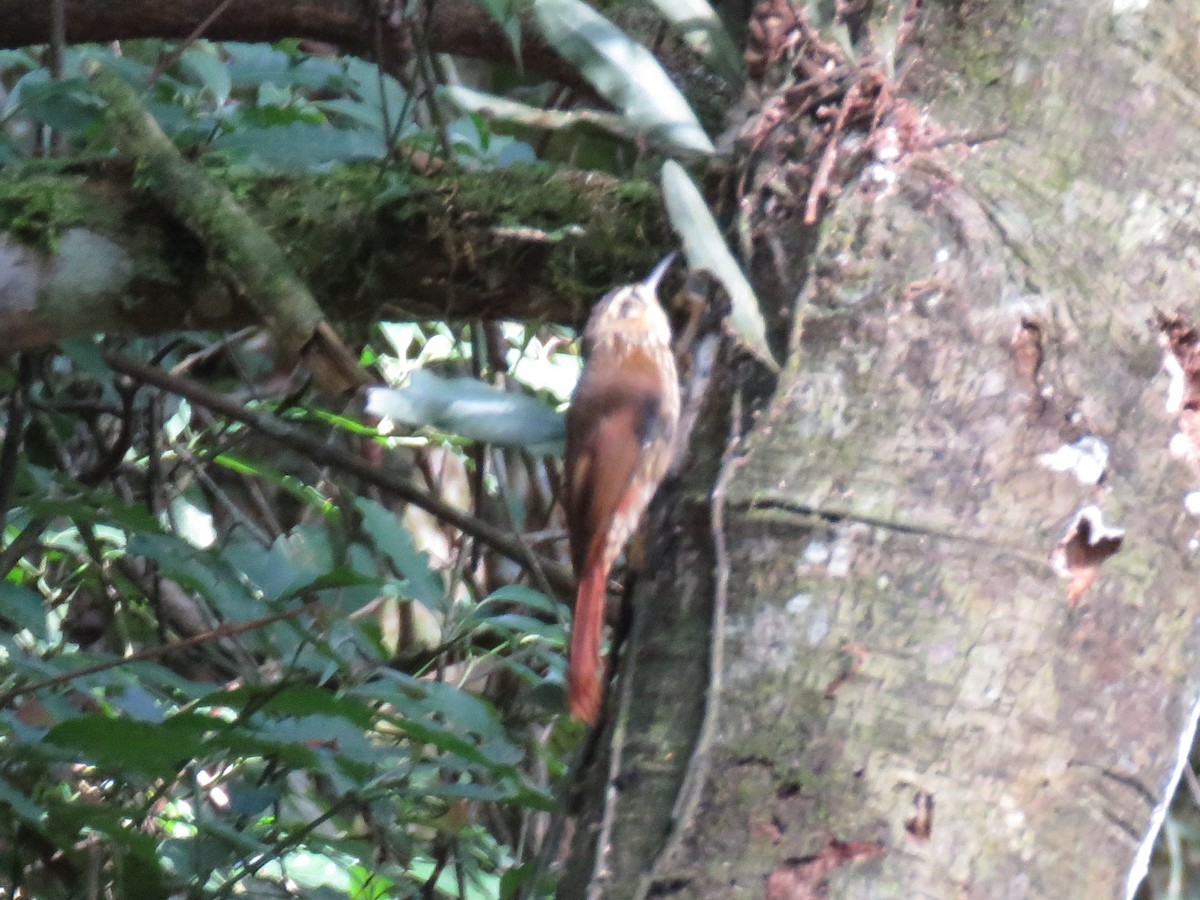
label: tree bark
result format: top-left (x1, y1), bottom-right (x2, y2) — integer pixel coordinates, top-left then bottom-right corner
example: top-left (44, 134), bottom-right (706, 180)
top-left (579, 1), bottom-right (1200, 897)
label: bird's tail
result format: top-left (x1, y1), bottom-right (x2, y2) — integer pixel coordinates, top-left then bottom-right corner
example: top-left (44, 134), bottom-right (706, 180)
top-left (568, 560), bottom-right (608, 724)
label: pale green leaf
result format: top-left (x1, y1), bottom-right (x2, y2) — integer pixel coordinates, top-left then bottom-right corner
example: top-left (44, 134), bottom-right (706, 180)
top-left (366, 371), bottom-right (565, 453)
top-left (531, 0), bottom-right (715, 156)
top-left (661, 160), bottom-right (780, 370)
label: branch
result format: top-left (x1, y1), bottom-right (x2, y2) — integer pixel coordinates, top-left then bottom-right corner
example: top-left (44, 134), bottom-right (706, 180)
top-left (0, 0), bottom-right (586, 90)
top-left (0, 596), bottom-right (324, 706)
top-left (85, 60), bottom-right (366, 395)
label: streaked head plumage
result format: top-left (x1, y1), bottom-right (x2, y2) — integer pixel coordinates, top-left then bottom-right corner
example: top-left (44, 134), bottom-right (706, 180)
top-left (584, 253), bottom-right (676, 348)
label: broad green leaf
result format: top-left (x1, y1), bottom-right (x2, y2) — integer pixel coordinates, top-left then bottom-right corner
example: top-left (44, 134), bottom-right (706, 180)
top-left (222, 43), bottom-right (341, 91)
top-left (476, 613), bottom-right (564, 643)
top-left (366, 371), bottom-right (565, 453)
top-left (355, 498), bottom-right (445, 611)
top-left (662, 160), bottom-right (780, 370)
top-left (0, 582), bottom-right (47, 639)
top-left (128, 532), bottom-right (259, 623)
top-left (179, 45), bottom-right (231, 105)
top-left (0, 776), bottom-right (46, 823)
top-left (45, 713), bottom-right (212, 779)
top-left (531, 0), bottom-right (715, 157)
top-left (244, 525), bottom-right (334, 602)
top-left (207, 684), bottom-right (374, 727)
top-left (476, 0), bottom-right (523, 62)
top-left (339, 57), bottom-right (410, 134)
top-left (369, 672), bottom-right (509, 747)
top-left (8, 74), bottom-right (105, 132)
top-left (445, 116), bottom-right (538, 167)
top-left (212, 120), bottom-right (385, 171)
top-left (203, 726), bottom-right (321, 770)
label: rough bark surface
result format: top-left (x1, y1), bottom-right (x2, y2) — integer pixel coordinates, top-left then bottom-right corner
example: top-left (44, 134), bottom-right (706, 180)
top-left (589, 1), bottom-right (1200, 897)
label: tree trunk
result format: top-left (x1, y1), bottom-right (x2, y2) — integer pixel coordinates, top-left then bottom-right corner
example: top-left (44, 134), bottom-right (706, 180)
top-left (577, 1), bottom-right (1200, 897)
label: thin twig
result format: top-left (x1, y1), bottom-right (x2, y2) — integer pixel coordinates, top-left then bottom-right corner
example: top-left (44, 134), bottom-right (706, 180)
top-left (146, 0), bottom-right (238, 86)
top-left (0, 597), bottom-right (323, 707)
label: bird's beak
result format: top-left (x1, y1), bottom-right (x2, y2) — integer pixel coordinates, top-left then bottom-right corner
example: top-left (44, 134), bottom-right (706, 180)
top-left (643, 251), bottom-right (678, 294)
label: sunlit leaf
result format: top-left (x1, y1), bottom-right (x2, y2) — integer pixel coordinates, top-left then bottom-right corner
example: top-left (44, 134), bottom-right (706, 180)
top-left (442, 84), bottom-right (634, 145)
top-left (531, 0), bottom-right (715, 156)
top-left (366, 371), bottom-right (565, 453)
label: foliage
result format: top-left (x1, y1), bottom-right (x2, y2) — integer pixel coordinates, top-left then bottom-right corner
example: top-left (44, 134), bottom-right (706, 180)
top-left (0, 325), bottom-right (578, 898)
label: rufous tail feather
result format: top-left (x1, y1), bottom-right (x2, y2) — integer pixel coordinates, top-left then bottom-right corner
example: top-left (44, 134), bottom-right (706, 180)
top-left (568, 559), bottom-right (609, 724)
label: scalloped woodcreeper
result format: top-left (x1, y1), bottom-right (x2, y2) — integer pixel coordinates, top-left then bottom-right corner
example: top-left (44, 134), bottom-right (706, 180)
top-left (564, 254), bottom-right (681, 724)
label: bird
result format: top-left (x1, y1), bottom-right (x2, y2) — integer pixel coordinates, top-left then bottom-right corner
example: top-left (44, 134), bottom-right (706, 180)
top-left (564, 254), bottom-right (681, 724)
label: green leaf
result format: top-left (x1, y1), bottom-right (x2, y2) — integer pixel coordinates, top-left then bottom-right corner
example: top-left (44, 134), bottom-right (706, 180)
top-left (45, 713), bottom-right (211, 779)
top-left (222, 43), bottom-right (340, 91)
top-left (128, 532), bottom-right (260, 622)
top-left (233, 525), bottom-right (334, 602)
top-left (661, 160), bottom-right (780, 370)
top-left (530, 0), bottom-right (715, 156)
top-left (366, 371), bottom-right (565, 453)
top-left (0, 776), bottom-right (46, 824)
top-left (0, 581), bottom-right (47, 639)
top-left (476, 0), bottom-right (523, 63)
top-left (179, 45), bottom-right (231, 104)
top-left (355, 498), bottom-right (445, 611)
top-left (339, 57), bottom-right (410, 134)
top-left (475, 584), bottom-right (566, 619)
top-left (9, 73), bottom-right (105, 132)
top-left (212, 121), bottom-right (385, 171)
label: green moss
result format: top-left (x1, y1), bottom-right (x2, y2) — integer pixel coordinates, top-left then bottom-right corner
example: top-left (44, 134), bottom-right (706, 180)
top-left (0, 175), bottom-right (98, 252)
top-left (274, 161), bottom-right (669, 309)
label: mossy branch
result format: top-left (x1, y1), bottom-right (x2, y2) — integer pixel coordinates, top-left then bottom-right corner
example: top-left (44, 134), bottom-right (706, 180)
top-left (83, 60), bottom-right (365, 394)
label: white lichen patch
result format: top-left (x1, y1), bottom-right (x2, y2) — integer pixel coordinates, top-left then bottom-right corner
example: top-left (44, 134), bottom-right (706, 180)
top-left (827, 538), bottom-right (854, 578)
top-left (795, 529), bottom-right (857, 578)
top-left (797, 541), bottom-right (830, 571)
top-left (1169, 432), bottom-right (1196, 462)
top-left (1163, 351), bottom-right (1186, 414)
top-left (1037, 435), bottom-right (1109, 486)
